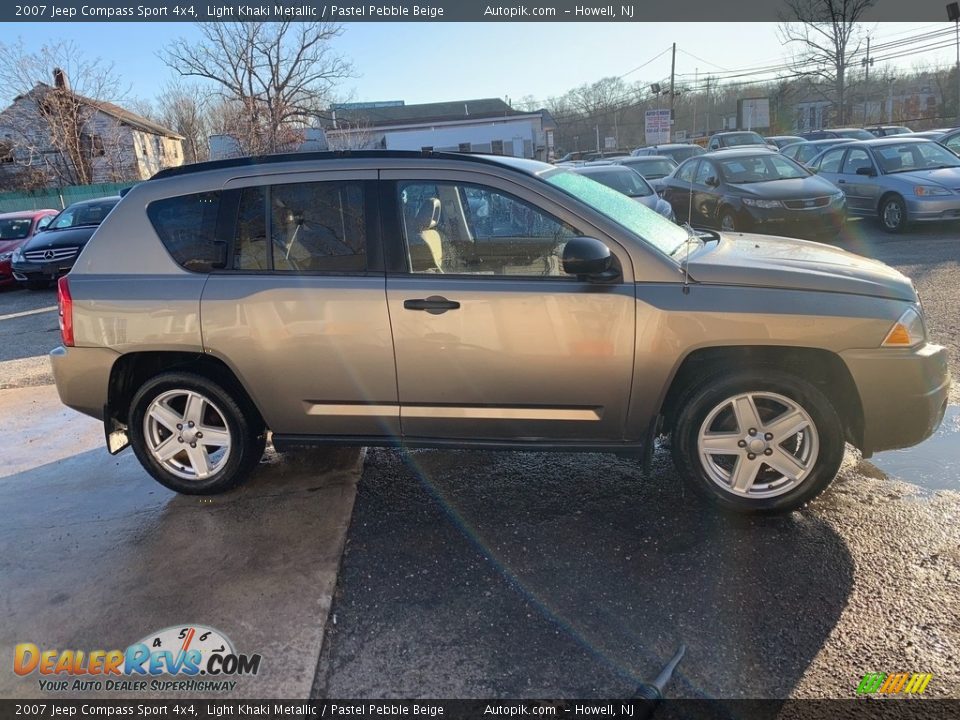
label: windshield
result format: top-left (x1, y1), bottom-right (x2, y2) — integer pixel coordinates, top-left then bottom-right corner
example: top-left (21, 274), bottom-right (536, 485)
top-left (722, 132), bottom-right (765, 147)
top-left (545, 169), bottom-right (687, 258)
top-left (48, 200), bottom-right (118, 230)
top-left (578, 168), bottom-right (654, 197)
top-left (0, 218), bottom-right (33, 240)
top-left (625, 158), bottom-right (675, 178)
top-left (718, 154), bottom-right (809, 183)
top-left (874, 141), bottom-right (960, 173)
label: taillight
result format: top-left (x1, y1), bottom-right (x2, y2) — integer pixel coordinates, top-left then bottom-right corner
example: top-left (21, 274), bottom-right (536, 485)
top-left (57, 276), bottom-right (74, 347)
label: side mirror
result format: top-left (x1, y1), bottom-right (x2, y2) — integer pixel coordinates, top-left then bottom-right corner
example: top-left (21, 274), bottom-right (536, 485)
top-left (855, 166), bottom-right (876, 176)
top-left (705, 176), bottom-right (719, 187)
top-left (563, 237), bottom-right (618, 281)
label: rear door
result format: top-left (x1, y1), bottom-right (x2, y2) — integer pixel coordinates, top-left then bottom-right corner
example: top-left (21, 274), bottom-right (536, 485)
top-left (380, 169), bottom-right (636, 442)
top-left (664, 159), bottom-right (698, 223)
top-left (200, 170), bottom-right (400, 438)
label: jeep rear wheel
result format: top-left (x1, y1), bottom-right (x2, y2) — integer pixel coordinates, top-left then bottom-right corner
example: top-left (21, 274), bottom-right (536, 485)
top-left (129, 372), bottom-right (266, 494)
top-left (671, 370), bottom-right (844, 513)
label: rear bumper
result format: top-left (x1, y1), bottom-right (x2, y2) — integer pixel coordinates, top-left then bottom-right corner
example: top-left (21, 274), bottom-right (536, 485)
top-left (49, 345), bottom-right (119, 421)
top-left (841, 343), bottom-right (951, 456)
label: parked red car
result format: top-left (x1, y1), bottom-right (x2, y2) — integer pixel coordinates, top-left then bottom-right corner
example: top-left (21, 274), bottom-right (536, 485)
top-left (0, 210), bottom-right (59, 287)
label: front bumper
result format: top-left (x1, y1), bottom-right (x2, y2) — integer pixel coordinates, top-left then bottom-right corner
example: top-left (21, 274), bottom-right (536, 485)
top-left (12, 257), bottom-right (76, 282)
top-left (904, 195), bottom-right (960, 222)
top-left (49, 345), bottom-right (120, 422)
top-left (743, 204), bottom-right (847, 237)
top-left (841, 343), bottom-right (951, 456)
top-left (0, 258), bottom-right (14, 285)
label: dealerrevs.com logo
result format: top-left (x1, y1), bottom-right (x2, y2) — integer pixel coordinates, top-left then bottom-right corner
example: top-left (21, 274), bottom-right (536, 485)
top-left (14, 625), bottom-right (262, 693)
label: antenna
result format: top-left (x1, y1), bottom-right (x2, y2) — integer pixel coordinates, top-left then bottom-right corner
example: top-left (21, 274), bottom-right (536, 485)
top-left (682, 67), bottom-right (699, 296)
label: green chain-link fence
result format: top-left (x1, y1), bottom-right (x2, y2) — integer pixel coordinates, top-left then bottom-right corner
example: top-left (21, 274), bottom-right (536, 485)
top-left (0, 182), bottom-right (134, 214)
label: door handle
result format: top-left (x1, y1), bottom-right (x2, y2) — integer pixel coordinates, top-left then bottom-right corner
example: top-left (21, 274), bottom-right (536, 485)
top-left (837, 179), bottom-right (846, 184)
top-left (403, 296), bottom-right (460, 315)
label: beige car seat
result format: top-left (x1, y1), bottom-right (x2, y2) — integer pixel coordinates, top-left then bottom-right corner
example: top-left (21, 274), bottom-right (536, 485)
top-left (408, 198), bottom-right (443, 272)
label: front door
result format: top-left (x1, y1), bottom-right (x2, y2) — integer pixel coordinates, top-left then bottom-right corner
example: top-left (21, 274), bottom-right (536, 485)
top-left (837, 147), bottom-right (881, 213)
top-left (381, 171), bottom-right (636, 442)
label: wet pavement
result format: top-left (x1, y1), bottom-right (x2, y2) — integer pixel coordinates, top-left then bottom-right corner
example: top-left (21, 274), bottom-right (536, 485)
top-left (315, 445), bottom-right (960, 699)
top-left (0, 385), bottom-right (362, 699)
top-left (869, 406), bottom-right (960, 494)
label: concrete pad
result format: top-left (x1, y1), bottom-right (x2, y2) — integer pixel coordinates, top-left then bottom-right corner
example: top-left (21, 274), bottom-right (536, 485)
top-left (0, 385), bottom-right (361, 699)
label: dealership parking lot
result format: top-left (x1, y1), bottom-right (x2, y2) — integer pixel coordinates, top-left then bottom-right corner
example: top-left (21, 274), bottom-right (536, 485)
top-left (1, 218), bottom-right (958, 699)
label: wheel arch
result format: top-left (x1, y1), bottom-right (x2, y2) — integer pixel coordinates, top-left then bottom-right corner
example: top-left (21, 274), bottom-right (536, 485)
top-left (658, 345), bottom-right (864, 449)
top-left (106, 351), bottom-right (265, 434)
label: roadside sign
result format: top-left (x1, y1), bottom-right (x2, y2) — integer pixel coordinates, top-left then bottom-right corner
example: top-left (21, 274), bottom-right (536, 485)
top-left (645, 109), bottom-right (671, 145)
top-left (604, 136), bottom-right (616, 149)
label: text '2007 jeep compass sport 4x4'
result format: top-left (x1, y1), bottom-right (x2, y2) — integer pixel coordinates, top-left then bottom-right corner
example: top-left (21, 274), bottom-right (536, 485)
top-left (50, 151), bottom-right (951, 514)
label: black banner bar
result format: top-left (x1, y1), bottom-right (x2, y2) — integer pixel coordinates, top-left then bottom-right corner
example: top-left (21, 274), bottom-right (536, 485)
top-left (0, 0), bottom-right (956, 23)
top-left (1, 700), bottom-right (958, 720)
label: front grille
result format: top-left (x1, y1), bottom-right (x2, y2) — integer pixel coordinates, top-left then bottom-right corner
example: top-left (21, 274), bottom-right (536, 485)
top-left (23, 247), bottom-right (78, 263)
top-left (782, 196), bottom-right (831, 210)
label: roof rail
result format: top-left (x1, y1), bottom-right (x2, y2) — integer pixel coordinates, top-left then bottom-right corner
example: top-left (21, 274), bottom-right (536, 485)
top-left (150, 149), bottom-right (513, 181)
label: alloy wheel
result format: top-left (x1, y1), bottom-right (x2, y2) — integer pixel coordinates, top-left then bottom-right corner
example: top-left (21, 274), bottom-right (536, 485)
top-left (143, 389), bottom-right (232, 481)
top-left (696, 391), bottom-right (819, 499)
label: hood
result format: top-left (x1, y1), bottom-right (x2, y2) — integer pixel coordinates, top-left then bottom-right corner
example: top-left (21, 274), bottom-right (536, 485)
top-left (0, 237), bottom-right (30, 254)
top-left (887, 166), bottom-right (960, 187)
top-left (731, 175), bottom-right (839, 199)
top-left (21, 225), bottom-right (99, 251)
top-left (686, 233), bottom-right (916, 301)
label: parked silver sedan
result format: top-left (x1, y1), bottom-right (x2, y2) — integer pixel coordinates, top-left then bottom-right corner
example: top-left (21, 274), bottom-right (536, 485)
top-left (807, 137), bottom-right (960, 233)
top-left (570, 164), bottom-right (676, 221)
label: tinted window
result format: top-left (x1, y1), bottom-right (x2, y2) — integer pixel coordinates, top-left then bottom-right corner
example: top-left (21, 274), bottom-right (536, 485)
top-left (0, 218), bottom-right (33, 240)
top-left (232, 181), bottom-right (367, 273)
top-left (716, 154), bottom-right (807, 182)
top-left (577, 168), bottom-right (653, 197)
top-left (623, 158), bottom-right (675, 178)
top-left (398, 181), bottom-right (578, 277)
top-left (873, 141), bottom-right (960, 172)
top-left (665, 146), bottom-right (703, 162)
top-left (942, 133), bottom-right (960, 153)
top-left (148, 191), bottom-right (222, 273)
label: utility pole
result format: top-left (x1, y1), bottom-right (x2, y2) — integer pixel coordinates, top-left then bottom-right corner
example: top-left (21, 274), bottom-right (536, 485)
top-left (949, 3), bottom-right (960, 124)
top-left (669, 42), bottom-right (676, 142)
top-left (861, 36), bottom-right (873, 125)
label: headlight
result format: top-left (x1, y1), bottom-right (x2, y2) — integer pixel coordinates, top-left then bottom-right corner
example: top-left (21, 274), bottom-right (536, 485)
top-left (914, 185), bottom-right (951, 196)
top-left (830, 191), bottom-right (845, 203)
top-left (11, 248), bottom-right (23, 262)
top-left (0, 252), bottom-right (11, 262)
top-left (881, 307), bottom-right (926, 348)
top-left (742, 198), bottom-right (783, 208)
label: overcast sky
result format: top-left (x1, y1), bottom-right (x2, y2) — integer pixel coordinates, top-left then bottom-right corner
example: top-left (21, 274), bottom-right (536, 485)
top-left (3, 22), bottom-right (955, 107)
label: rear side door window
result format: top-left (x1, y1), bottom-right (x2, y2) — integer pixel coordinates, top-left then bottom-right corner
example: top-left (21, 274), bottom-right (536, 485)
top-left (147, 190), bottom-right (224, 272)
top-left (231, 180), bottom-right (367, 274)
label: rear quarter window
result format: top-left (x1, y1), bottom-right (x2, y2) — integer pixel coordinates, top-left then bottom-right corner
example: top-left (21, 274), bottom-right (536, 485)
top-left (147, 191), bottom-right (222, 272)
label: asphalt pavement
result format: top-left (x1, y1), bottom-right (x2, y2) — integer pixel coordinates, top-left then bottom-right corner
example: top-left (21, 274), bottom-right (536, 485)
top-left (1, 217), bottom-right (958, 700)
top-left (314, 218), bottom-right (960, 700)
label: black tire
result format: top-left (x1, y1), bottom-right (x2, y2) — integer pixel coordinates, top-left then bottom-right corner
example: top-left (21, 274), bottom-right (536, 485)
top-left (719, 208), bottom-right (738, 233)
top-left (129, 371), bottom-right (266, 495)
top-left (879, 195), bottom-right (907, 234)
top-left (671, 369), bottom-right (844, 514)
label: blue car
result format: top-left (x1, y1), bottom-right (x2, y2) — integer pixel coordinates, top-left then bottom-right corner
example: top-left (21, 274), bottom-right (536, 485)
top-left (807, 137), bottom-right (960, 233)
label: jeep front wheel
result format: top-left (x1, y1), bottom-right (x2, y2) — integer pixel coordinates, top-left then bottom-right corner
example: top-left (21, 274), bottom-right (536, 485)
top-left (671, 370), bottom-right (844, 513)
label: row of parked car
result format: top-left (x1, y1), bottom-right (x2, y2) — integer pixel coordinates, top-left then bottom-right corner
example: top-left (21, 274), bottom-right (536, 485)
top-left (555, 124), bottom-right (960, 236)
top-left (0, 196), bottom-right (120, 290)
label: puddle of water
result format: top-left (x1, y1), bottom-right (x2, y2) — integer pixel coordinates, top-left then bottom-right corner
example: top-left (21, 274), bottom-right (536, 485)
top-left (868, 405), bottom-right (960, 493)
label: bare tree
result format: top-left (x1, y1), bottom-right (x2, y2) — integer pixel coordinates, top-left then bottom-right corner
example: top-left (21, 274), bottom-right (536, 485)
top-left (779, 0), bottom-right (877, 125)
top-left (155, 81), bottom-right (210, 163)
top-left (162, 22), bottom-right (351, 155)
top-left (0, 40), bottom-right (131, 187)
